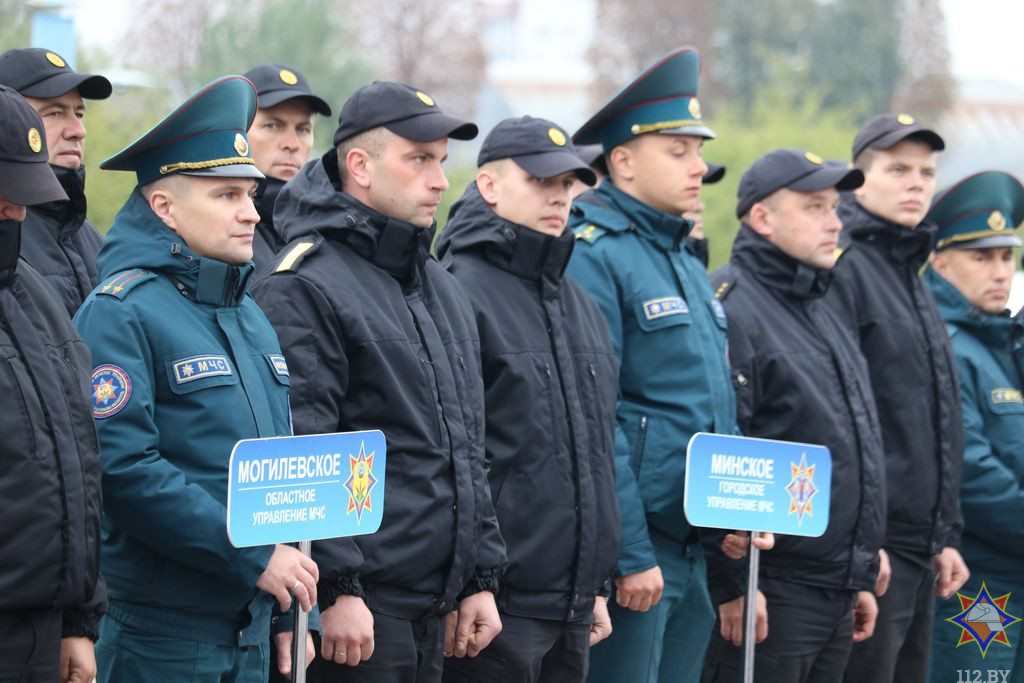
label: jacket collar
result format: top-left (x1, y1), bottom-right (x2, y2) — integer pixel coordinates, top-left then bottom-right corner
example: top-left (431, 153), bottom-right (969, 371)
top-left (839, 198), bottom-right (936, 268)
top-left (924, 266), bottom-right (1022, 348)
top-left (596, 181), bottom-right (692, 251)
top-left (274, 151), bottom-right (431, 284)
top-left (437, 182), bottom-right (574, 290)
top-left (0, 221), bottom-right (21, 285)
top-left (98, 189), bottom-right (252, 307)
top-left (28, 165), bottom-right (88, 234)
top-left (255, 176), bottom-right (285, 234)
top-left (730, 224), bottom-right (832, 300)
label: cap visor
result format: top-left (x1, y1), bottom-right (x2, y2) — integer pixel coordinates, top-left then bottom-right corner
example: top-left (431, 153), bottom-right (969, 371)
top-left (20, 72), bottom-right (112, 100)
top-left (703, 163), bottom-right (725, 184)
top-left (258, 91), bottom-right (332, 117)
top-left (790, 166), bottom-right (864, 193)
top-left (944, 234), bottom-right (1023, 250)
top-left (0, 160), bottom-right (68, 205)
top-left (655, 124), bottom-right (716, 140)
top-left (387, 112), bottom-right (478, 142)
top-left (513, 151), bottom-right (597, 186)
top-left (178, 163), bottom-right (266, 180)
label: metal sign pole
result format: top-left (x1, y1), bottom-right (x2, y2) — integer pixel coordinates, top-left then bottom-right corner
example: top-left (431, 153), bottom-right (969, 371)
top-left (742, 531), bottom-right (760, 683)
top-left (291, 539), bottom-right (312, 683)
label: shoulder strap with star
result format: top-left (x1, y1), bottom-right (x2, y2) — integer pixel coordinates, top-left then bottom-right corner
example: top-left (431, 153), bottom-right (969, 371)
top-left (569, 193), bottom-right (632, 246)
top-left (273, 234), bottom-right (323, 274)
top-left (96, 269), bottom-right (157, 299)
top-left (710, 262), bottom-right (742, 302)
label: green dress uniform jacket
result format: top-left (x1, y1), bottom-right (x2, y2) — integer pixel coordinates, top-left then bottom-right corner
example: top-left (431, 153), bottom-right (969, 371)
top-left (74, 189), bottom-right (302, 647)
top-left (566, 181), bottom-right (737, 576)
top-left (926, 267), bottom-right (1024, 679)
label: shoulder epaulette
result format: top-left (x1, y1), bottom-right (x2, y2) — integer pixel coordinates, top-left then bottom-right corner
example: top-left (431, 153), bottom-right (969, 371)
top-left (715, 279), bottom-right (733, 300)
top-left (711, 264), bottom-right (741, 301)
top-left (274, 236), bottom-right (322, 273)
top-left (945, 323), bottom-right (961, 339)
top-left (574, 224), bottom-right (610, 244)
top-left (96, 269), bottom-right (157, 299)
top-left (833, 247), bottom-right (845, 262)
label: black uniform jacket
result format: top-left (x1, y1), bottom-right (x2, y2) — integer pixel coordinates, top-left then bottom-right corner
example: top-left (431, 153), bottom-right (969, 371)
top-left (20, 166), bottom-right (103, 316)
top-left (704, 226), bottom-right (885, 603)
top-left (252, 151), bottom-right (506, 619)
top-left (0, 220), bottom-right (104, 637)
top-left (251, 176), bottom-right (286, 272)
top-left (435, 183), bottom-right (620, 623)
top-left (825, 200), bottom-right (963, 557)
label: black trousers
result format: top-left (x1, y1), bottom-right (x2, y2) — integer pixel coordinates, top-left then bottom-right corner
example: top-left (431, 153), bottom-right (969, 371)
top-left (0, 609), bottom-right (62, 683)
top-left (702, 576), bottom-right (855, 683)
top-left (305, 610), bottom-right (444, 683)
top-left (843, 549), bottom-right (935, 683)
top-left (442, 613), bottom-right (590, 683)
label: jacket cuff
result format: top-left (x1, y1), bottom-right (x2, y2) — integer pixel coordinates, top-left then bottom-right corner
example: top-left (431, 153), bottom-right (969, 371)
top-left (459, 568), bottom-right (501, 600)
top-left (598, 577), bottom-right (613, 599)
top-left (62, 608), bottom-right (100, 641)
top-left (319, 574), bottom-right (365, 610)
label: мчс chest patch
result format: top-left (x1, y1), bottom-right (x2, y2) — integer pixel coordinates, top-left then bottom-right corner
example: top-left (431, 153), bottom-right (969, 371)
top-left (642, 296), bottom-right (689, 320)
top-left (172, 355), bottom-right (234, 384)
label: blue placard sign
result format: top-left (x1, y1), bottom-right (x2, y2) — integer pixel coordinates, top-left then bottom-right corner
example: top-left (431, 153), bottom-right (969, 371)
top-left (684, 432), bottom-right (831, 537)
top-left (227, 430), bottom-right (386, 547)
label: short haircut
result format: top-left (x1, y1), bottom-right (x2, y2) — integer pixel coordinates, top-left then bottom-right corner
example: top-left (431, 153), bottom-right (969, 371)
top-left (336, 127), bottom-right (391, 189)
top-left (141, 173), bottom-right (192, 200)
top-left (853, 148), bottom-right (878, 173)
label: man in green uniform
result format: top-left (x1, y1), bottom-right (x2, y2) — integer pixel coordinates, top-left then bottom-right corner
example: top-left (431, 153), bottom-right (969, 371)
top-left (74, 75), bottom-right (319, 682)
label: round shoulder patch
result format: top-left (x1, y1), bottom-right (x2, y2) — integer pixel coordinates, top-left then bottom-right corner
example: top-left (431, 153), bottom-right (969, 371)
top-left (91, 364), bottom-right (132, 419)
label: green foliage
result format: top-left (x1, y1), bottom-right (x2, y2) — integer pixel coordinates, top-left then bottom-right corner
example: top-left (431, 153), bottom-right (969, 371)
top-left (0, 1), bottom-right (31, 51)
top-left (83, 87), bottom-right (174, 231)
top-left (190, 0), bottom-right (373, 159)
top-left (699, 83), bottom-right (858, 270)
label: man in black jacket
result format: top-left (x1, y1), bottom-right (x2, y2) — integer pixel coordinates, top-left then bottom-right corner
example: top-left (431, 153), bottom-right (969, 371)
top-left (0, 84), bottom-right (104, 683)
top-left (702, 149), bottom-right (884, 682)
top-left (825, 114), bottom-right (969, 683)
top-left (0, 48), bottom-right (112, 315)
top-left (435, 116), bottom-right (621, 682)
top-left (242, 63), bottom-right (332, 269)
top-left (252, 81), bottom-right (505, 683)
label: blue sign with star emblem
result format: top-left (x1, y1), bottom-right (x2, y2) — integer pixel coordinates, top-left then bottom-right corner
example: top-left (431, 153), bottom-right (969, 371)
top-left (227, 430), bottom-right (387, 547)
top-left (684, 432), bottom-right (831, 537)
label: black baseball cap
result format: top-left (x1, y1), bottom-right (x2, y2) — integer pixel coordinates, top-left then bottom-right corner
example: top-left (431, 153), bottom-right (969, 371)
top-left (333, 81), bottom-right (477, 146)
top-left (242, 64), bottom-right (332, 117)
top-left (704, 162), bottom-right (726, 184)
top-left (0, 85), bottom-right (67, 205)
top-left (478, 116), bottom-right (596, 186)
top-left (852, 113), bottom-right (945, 161)
top-left (736, 148), bottom-right (864, 218)
top-left (0, 48), bottom-right (111, 100)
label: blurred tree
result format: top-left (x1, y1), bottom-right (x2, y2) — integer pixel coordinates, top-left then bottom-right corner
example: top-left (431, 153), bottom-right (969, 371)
top-left (890, 0), bottom-right (954, 120)
top-left (589, 0), bottom-right (949, 124)
top-left (0, 0), bottom-right (31, 50)
top-left (349, 0), bottom-right (486, 120)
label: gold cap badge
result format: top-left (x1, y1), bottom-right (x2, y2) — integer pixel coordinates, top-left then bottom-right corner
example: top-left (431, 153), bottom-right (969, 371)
top-left (416, 91), bottom-right (435, 107)
top-left (988, 210), bottom-right (1007, 231)
top-left (27, 127), bottom-right (42, 154)
top-left (234, 133), bottom-right (249, 157)
top-left (689, 98), bottom-right (702, 119)
top-left (548, 128), bottom-right (567, 146)
top-left (279, 69), bottom-right (298, 86)
top-left (897, 113), bottom-right (915, 125)
top-left (804, 151), bottom-right (824, 165)
top-left (45, 52), bottom-right (66, 68)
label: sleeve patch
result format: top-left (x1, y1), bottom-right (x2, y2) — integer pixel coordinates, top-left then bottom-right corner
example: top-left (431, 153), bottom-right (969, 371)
top-left (91, 364), bottom-right (132, 418)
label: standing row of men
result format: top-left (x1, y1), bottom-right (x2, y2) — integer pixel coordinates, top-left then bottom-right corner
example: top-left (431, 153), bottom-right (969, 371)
top-left (0, 42), bottom-right (1021, 683)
